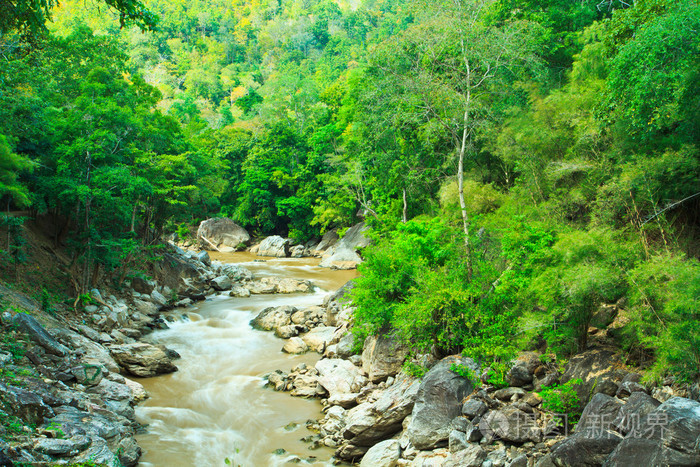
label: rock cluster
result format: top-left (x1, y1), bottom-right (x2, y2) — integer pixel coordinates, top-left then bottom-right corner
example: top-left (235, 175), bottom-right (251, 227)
top-left (258, 282), bottom-right (700, 467)
top-left (246, 221), bottom-right (370, 269)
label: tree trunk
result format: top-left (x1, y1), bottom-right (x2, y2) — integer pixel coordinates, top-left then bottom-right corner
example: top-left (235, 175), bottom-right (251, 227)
top-left (458, 109), bottom-right (474, 281)
top-left (402, 188), bottom-right (408, 223)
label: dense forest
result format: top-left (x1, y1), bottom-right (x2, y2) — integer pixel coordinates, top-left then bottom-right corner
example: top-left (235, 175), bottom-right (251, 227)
top-left (1, 0), bottom-right (699, 385)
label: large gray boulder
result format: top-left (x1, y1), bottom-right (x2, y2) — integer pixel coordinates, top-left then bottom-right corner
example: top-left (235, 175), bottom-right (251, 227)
top-left (197, 218), bottom-right (250, 251)
top-left (319, 222), bottom-right (371, 269)
top-left (560, 348), bottom-right (627, 407)
top-left (550, 430), bottom-right (624, 466)
top-left (480, 405), bottom-right (541, 443)
top-left (604, 397), bottom-right (700, 466)
top-left (312, 229), bottom-right (340, 256)
top-left (576, 393), bottom-right (624, 434)
top-left (109, 343), bottom-right (178, 377)
top-left (211, 275), bottom-right (233, 291)
top-left (154, 251), bottom-right (205, 296)
top-left (257, 236), bottom-right (290, 257)
top-left (613, 391), bottom-right (661, 434)
top-left (316, 358), bottom-right (367, 398)
top-left (359, 439), bottom-right (400, 467)
top-left (361, 334), bottom-right (409, 383)
top-left (407, 356), bottom-right (479, 450)
top-left (12, 313), bottom-right (70, 356)
top-left (342, 373), bottom-right (419, 448)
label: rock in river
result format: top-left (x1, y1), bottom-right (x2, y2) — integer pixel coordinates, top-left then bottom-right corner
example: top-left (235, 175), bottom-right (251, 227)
top-left (197, 217), bottom-right (250, 251)
top-left (109, 343), bottom-right (178, 377)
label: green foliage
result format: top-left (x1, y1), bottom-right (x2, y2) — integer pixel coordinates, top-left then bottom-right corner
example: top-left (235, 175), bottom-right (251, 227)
top-left (0, 136), bottom-right (34, 208)
top-left (482, 361), bottom-right (510, 389)
top-left (606, 1), bottom-right (700, 150)
top-left (0, 215), bottom-right (28, 264)
top-left (540, 378), bottom-right (583, 421)
top-left (0, 0), bottom-right (157, 38)
top-left (351, 217), bottom-right (457, 346)
top-left (0, 410), bottom-right (31, 438)
top-left (450, 363), bottom-right (480, 386)
top-left (522, 230), bottom-right (637, 355)
top-left (402, 360), bottom-right (427, 378)
top-left (624, 254), bottom-right (700, 383)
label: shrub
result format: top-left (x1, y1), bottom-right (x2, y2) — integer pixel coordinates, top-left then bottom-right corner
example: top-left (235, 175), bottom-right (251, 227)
top-left (625, 253), bottom-right (700, 383)
top-left (540, 378), bottom-right (583, 422)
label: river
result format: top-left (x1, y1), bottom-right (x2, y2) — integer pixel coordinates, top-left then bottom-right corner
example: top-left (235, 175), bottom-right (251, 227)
top-left (135, 252), bottom-right (357, 466)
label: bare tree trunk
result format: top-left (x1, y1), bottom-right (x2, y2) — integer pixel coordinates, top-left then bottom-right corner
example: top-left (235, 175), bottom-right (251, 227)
top-left (402, 188), bottom-right (408, 223)
top-left (458, 109), bottom-right (473, 281)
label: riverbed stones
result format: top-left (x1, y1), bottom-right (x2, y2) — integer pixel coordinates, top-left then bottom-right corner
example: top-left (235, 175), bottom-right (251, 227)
top-left (275, 325), bottom-right (301, 339)
top-left (462, 398), bottom-right (488, 418)
top-left (250, 305), bottom-right (296, 331)
top-left (257, 236), bottom-right (290, 257)
top-left (282, 337), bottom-right (309, 354)
top-left (361, 334), bottom-right (409, 383)
top-left (123, 377), bottom-right (147, 403)
top-left (290, 374), bottom-right (322, 398)
top-left (342, 374), bottom-right (420, 448)
top-left (0, 382), bottom-right (53, 425)
top-left (197, 217), bottom-right (250, 251)
top-left (229, 285), bottom-right (251, 297)
top-left (291, 306), bottom-right (325, 325)
top-left (247, 277), bottom-right (313, 294)
top-left (34, 436), bottom-right (92, 456)
top-left (194, 250), bottom-right (211, 266)
top-left (444, 443), bottom-right (487, 467)
top-left (407, 356), bottom-right (479, 450)
top-left (109, 343), bottom-right (177, 377)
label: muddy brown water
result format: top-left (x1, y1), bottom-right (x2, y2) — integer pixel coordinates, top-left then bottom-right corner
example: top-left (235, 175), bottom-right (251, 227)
top-left (135, 253), bottom-right (357, 466)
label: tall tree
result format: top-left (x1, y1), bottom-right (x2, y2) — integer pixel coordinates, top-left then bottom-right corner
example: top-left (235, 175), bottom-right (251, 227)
top-left (370, 0), bottom-right (541, 278)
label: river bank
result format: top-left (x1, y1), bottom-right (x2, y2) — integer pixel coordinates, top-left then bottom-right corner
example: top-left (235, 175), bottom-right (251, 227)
top-left (1, 218), bottom-right (699, 467)
top-left (0, 237), bottom-right (357, 466)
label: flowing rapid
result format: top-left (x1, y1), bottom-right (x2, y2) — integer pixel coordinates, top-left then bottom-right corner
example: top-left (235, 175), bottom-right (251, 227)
top-left (135, 252), bottom-right (357, 466)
